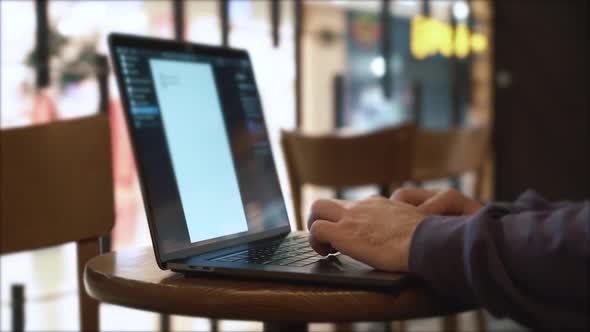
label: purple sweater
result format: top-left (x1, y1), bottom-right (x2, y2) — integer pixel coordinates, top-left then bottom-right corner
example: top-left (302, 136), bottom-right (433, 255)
top-left (409, 190), bottom-right (590, 330)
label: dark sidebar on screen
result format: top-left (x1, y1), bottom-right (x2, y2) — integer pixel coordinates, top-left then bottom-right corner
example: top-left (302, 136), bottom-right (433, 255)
top-left (212, 58), bottom-right (288, 234)
top-left (116, 47), bottom-right (289, 257)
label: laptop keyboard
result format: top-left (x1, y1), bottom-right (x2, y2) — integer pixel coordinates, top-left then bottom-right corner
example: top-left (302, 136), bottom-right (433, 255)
top-left (210, 234), bottom-right (325, 267)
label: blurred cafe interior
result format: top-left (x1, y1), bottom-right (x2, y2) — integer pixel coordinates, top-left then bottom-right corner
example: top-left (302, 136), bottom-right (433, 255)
top-left (0, 0), bottom-right (588, 331)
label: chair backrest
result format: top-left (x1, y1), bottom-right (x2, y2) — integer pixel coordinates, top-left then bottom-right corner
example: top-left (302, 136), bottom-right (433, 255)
top-left (0, 113), bottom-right (114, 253)
top-left (281, 124), bottom-right (416, 230)
top-left (1, 113), bottom-right (114, 331)
top-left (412, 125), bottom-right (491, 198)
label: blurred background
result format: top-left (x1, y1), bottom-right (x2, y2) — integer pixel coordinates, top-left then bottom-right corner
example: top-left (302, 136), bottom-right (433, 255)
top-left (0, 0), bottom-right (588, 331)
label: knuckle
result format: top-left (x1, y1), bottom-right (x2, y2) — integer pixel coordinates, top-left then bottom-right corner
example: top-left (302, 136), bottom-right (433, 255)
top-left (444, 188), bottom-right (460, 198)
top-left (308, 199), bottom-right (328, 226)
top-left (306, 218), bottom-right (317, 231)
top-left (310, 199), bottom-right (326, 213)
top-left (341, 218), bottom-right (360, 233)
top-left (367, 195), bottom-right (387, 202)
top-left (392, 188), bottom-right (409, 199)
top-left (306, 213), bottom-right (315, 229)
top-left (309, 220), bottom-right (324, 236)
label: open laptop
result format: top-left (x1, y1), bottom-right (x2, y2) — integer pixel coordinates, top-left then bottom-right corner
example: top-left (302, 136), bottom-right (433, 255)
top-left (108, 33), bottom-right (409, 288)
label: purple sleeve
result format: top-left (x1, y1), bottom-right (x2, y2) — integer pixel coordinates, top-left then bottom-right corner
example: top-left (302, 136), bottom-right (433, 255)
top-left (409, 190), bottom-right (590, 330)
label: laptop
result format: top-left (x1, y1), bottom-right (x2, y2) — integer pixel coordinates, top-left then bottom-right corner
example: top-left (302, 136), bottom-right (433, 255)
top-left (108, 33), bottom-right (409, 288)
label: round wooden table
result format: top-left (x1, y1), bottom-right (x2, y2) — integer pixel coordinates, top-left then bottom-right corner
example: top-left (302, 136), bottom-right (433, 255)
top-left (84, 247), bottom-right (471, 331)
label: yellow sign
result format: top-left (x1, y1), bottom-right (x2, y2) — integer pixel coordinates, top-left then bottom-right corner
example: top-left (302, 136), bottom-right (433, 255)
top-left (411, 16), bottom-right (487, 59)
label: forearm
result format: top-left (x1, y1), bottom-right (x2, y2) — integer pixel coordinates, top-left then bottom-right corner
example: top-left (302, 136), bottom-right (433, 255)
top-left (409, 195), bottom-right (590, 330)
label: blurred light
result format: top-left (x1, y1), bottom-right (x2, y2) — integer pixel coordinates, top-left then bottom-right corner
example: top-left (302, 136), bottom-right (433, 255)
top-left (452, 1), bottom-right (470, 21)
top-left (370, 56), bottom-right (385, 77)
top-left (411, 16), bottom-right (452, 59)
top-left (0, 1), bottom-right (35, 62)
top-left (454, 23), bottom-right (470, 58)
top-left (189, 18), bottom-right (221, 45)
top-left (97, 11), bottom-right (148, 53)
top-left (229, 0), bottom-right (252, 23)
top-left (57, 2), bottom-right (108, 37)
top-left (439, 22), bottom-right (454, 57)
top-left (411, 13), bottom-right (487, 59)
top-left (398, 1), bottom-right (417, 7)
top-left (471, 32), bottom-right (488, 53)
top-left (410, 15), bottom-right (429, 60)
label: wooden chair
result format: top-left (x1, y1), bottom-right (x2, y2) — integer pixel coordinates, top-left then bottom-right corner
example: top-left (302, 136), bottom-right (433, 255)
top-left (0, 114), bottom-right (115, 331)
top-left (281, 124), bottom-right (416, 232)
top-left (413, 125), bottom-right (491, 201)
top-left (412, 125), bottom-right (491, 332)
top-left (281, 124), bottom-right (415, 332)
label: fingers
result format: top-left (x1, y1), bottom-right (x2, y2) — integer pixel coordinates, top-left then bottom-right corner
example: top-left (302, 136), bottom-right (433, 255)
top-left (417, 189), bottom-right (465, 215)
top-left (307, 199), bottom-right (347, 231)
top-left (308, 219), bottom-right (341, 256)
top-left (391, 188), bottom-right (438, 206)
top-left (307, 199), bottom-right (348, 255)
top-left (393, 188), bottom-right (482, 216)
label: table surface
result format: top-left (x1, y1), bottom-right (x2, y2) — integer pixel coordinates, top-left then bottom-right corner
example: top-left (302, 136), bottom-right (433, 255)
top-left (84, 247), bottom-right (470, 323)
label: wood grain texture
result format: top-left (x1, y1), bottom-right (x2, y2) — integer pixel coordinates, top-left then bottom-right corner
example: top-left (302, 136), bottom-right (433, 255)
top-left (412, 126), bottom-right (490, 184)
top-left (0, 114), bottom-right (115, 254)
top-left (84, 247), bottom-right (472, 323)
top-left (1, 114), bottom-right (114, 331)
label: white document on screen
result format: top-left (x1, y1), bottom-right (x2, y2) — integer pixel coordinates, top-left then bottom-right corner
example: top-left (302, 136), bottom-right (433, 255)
top-left (150, 59), bottom-right (248, 243)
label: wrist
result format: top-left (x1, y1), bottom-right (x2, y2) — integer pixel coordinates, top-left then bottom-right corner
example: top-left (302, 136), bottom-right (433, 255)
top-left (399, 214), bottom-right (427, 272)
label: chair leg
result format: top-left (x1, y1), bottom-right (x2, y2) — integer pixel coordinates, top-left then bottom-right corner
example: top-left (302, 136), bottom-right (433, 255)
top-left (11, 284), bottom-right (25, 332)
top-left (392, 320), bottom-right (406, 332)
top-left (77, 238), bottom-right (100, 331)
top-left (379, 185), bottom-right (392, 197)
top-left (263, 321), bottom-right (307, 332)
top-left (99, 233), bottom-right (112, 254)
top-left (475, 309), bottom-right (487, 332)
top-left (450, 176), bottom-right (461, 191)
top-left (160, 314), bottom-right (170, 332)
top-left (383, 321), bottom-right (392, 332)
top-left (334, 323), bottom-right (353, 332)
top-left (210, 319), bottom-right (219, 332)
top-left (441, 314), bottom-right (459, 332)
top-left (441, 314), bottom-right (460, 332)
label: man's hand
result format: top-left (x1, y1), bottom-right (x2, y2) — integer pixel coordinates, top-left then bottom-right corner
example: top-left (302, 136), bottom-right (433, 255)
top-left (391, 188), bottom-right (483, 216)
top-left (307, 196), bottom-right (426, 272)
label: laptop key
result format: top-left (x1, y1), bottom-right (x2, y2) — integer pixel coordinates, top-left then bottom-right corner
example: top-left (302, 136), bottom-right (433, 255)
top-left (301, 260), bottom-right (318, 266)
top-left (277, 258), bottom-right (301, 265)
top-left (270, 254), bottom-right (291, 260)
top-left (289, 256), bottom-right (308, 263)
top-left (211, 235), bottom-right (318, 266)
top-left (271, 257), bottom-right (294, 264)
top-left (289, 263), bottom-right (308, 267)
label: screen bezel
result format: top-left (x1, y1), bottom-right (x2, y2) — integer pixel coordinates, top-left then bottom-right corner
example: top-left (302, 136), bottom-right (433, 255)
top-left (108, 33), bottom-right (291, 267)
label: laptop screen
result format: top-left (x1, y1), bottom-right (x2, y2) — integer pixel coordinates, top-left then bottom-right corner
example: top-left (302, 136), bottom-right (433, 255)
top-left (112, 39), bottom-right (290, 259)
